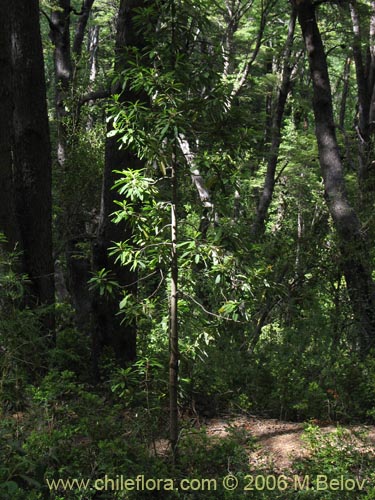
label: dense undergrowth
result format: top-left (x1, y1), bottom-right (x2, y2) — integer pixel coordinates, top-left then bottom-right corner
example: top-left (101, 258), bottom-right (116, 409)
top-left (2, 362), bottom-right (375, 500)
top-left (2, 249), bottom-right (375, 500)
top-left (2, 360), bottom-right (375, 500)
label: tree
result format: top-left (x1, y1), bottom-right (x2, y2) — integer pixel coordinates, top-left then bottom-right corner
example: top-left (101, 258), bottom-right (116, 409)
top-left (252, 7), bottom-right (297, 237)
top-left (92, 0), bottom-right (148, 370)
top-left (49, 0), bottom-right (73, 169)
top-left (46, 0), bottom-right (96, 166)
top-left (1, 0), bottom-right (56, 333)
top-left (0, 0), bottom-right (20, 250)
top-left (46, 0), bottom-right (97, 330)
top-left (293, 0), bottom-right (375, 354)
top-left (348, 0), bottom-right (375, 196)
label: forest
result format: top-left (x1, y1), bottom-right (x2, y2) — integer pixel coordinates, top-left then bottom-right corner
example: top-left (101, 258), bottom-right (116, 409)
top-left (2, 0), bottom-right (375, 498)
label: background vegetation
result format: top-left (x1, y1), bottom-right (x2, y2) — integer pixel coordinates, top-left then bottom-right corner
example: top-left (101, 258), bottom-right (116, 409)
top-left (2, 0), bottom-right (375, 498)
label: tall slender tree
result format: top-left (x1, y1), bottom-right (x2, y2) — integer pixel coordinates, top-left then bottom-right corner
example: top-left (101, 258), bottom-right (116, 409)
top-left (293, 0), bottom-right (375, 353)
top-left (46, 0), bottom-right (96, 329)
top-left (252, 7), bottom-right (297, 238)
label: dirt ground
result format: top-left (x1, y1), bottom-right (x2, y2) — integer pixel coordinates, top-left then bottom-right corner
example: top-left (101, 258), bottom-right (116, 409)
top-left (204, 416), bottom-right (375, 472)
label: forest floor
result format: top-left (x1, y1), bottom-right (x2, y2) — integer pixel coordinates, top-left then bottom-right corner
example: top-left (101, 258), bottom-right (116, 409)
top-left (153, 415), bottom-right (375, 471)
top-left (203, 416), bottom-right (375, 472)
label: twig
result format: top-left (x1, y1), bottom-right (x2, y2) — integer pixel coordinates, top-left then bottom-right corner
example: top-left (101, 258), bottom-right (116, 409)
top-left (180, 291), bottom-right (245, 324)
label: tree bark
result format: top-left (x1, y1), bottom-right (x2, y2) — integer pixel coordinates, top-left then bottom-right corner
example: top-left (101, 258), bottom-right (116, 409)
top-left (339, 57), bottom-right (351, 129)
top-left (369, 0), bottom-right (375, 126)
top-left (0, 2), bottom-right (20, 249)
top-left (177, 135), bottom-right (217, 237)
top-left (85, 24), bottom-right (100, 130)
top-left (92, 0), bottom-right (148, 370)
top-left (169, 147), bottom-right (179, 461)
top-left (346, 0), bottom-right (375, 198)
top-left (50, 0), bottom-right (73, 168)
top-left (73, 0), bottom-right (96, 57)
top-left (294, 0), bottom-right (375, 353)
top-left (49, 0), bottom-right (96, 332)
top-left (11, 0), bottom-right (55, 329)
top-left (92, 134), bottom-right (139, 366)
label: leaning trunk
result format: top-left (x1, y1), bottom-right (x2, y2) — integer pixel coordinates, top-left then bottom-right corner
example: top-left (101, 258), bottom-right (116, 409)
top-left (252, 8), bottom-right (296, 238)
top-left (295, 0), bottom-right (375, 353)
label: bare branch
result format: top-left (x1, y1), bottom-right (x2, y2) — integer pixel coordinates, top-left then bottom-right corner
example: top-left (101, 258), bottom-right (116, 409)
top-left (180, 291), bottom-right (245, 324)
top-left (40, 8), bottom-right (55, 31)
top-left (78, 88), bottom-right (111, 107)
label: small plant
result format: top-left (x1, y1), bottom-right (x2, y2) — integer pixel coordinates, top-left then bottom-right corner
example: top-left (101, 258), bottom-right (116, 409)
top-left (88, 267), bottom-right (121, 297)
top-left (294, 424), bottom-right (375, 499)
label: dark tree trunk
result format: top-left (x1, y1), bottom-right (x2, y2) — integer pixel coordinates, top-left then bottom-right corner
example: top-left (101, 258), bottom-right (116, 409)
top-left (73, 0), bottom-right (96, 57)
top-left (252, 8), bottom-right (296, 238)
top-left (92, 0), bottom-right (148, 371)
top-left (49, 0), bottom-right (95, 332)
top-left (294, 0), bottom-right (375, 353)
top-left (369, 0), bottom-right (375, 127)
top-left (11, 0), bottom-right (55, 330)
top-left (92, 133), bottom-right (139, 367)
top-left (0, 2), bottom-right (20, 249)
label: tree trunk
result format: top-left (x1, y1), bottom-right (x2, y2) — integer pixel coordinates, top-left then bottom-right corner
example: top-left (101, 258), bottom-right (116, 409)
top-left (50, 0), bottom-right (73, 168)
top-left (369, 0), bottom-right (375, 126)
top-left (177, 135), bottom-right (217, 237)
top-left (86, 25), bottom-right (100, 130)
top-left (92, 0), bottom-right (147, 370)
top-left (11, 0), bottom-right (55, 330)
top-left (49, 0), bottom-right (95, 332)
top-left (339, 57), bottom-right (351, 129)
top-left (349, 0), bottom-right (375, 197)
top-left (252, 8), bottom-right (296, 238)
top-left (169, 147), bottom-right (179, 461)
top-left (73, 0), bottom-right (96, 57)
top-left (294, 0), bottom-right (375, 353)
top-left (92, 134), bottom-right (139, 366)
top-left (0, 2), bottom-right (20, 249)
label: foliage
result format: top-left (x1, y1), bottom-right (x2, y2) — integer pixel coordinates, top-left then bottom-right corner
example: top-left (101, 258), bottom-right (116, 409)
top-left (0, 240), bottom-right (47, 411)
top-left (293, 425), bottom-right (375, 499)
top-left (5, 0), bottom-right (375, 497)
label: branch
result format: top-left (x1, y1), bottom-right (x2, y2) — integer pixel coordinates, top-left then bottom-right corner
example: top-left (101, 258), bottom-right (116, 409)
top-left (180, 291), bottom-right (245, 324)
top-left (40, 8), bottom-right (55, 31)
top-left (237, 0), bottom-right (255, 19)
top-left (78, 88), bottom-right (112, 107)
top-left (274, 162), bottom-right (289, 185)
top-left (230, 0), bottom-right (275, 99)
top-left (73, 0), bottom-right (96, 56)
